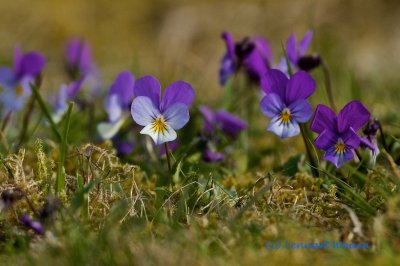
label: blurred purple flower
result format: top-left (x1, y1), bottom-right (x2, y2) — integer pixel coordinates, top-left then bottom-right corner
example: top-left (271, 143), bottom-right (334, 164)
top-left (65, 38), bottom-right (93, 80)
top-left (360, 119), bottom-right (380, 165)
top-left (220, 32), bottom-right (272, 85)
top-left (131, 75), bottom-right (195, 145)
top-left (199, 106), bottom-right (247, 138)
top-left (0, 45), bottom-right (45, 112)
top-left (310, 101), bottom-right (371, 168)
top-left (113, 139), bottom-right (135, 156)
top-left (260, 69), bottom-right (315, 138)
top-left (203, 149), bottom-right (225, 162)
top-left (279, 30), bottom-right (320, 73)
top-left (20, 214), bottom-right (44, 235)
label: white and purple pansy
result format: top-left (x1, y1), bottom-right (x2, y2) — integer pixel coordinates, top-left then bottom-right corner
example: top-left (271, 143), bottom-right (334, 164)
top-left (260, 69), bottom-right (315, 139)
top-left (131, 75), bottom-right (195, 145)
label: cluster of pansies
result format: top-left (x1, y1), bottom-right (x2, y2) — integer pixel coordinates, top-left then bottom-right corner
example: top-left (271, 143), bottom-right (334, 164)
top-left (0, 30), bottom-right (382, 171)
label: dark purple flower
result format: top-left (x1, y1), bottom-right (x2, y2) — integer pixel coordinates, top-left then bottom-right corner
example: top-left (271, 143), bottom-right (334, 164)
top-left (131, 75), bottom-right (195, 145)
top-left (310, 101), bottom-right (371, 168)
top-left (203, 149), bottom-right (225, 162)
top-left (360, 119), bottom-right (380, 165)
top-left (65, 38), bottom-right (93, 80)
top-left (220, 32), bottom-right (272, 85)
top-left (279, 30), bottom-right (320, 73)
top-left (260, 69), bottom-right (315, 138)
top-left (199, 106), bottom-right (247, 138)
top-left (0, 45), bottom-right (45, 112)
top-left (20, 214), bottom-right (44, 235)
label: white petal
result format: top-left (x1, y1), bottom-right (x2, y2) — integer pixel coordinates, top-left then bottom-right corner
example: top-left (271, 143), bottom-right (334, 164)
top-left (267, 116), bottom-right (300, 139)
top-left (140, 123), bottom-right (177, 145)
top-left (97, 118), bottom-right (125, 140)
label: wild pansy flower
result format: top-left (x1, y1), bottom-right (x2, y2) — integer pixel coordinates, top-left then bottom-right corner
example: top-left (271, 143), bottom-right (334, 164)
top-left (280, 30), bottom-right (320, 73)
top-left (52, 80), bottom-right (84, 123)
top-left (65, 38), bottom-right (93, 81)
top-left (199, 106), bottom-right (247, 138)
top-left (199, 106), bottom-right (246, 162)
top-left (220, 31), bottom-right (272, 85)
top-left (20, 214), bottom-right (44, 235)
top-left (260, 69), bottom-right (315, 138)
top-left (360, 118), bottom-right (380, 165)
top-left (131, 75), bottom-right (195, 145)
top-left (98, 71), bottom-right (135, 139)
top-left (0, 45), bottom-right (45, 113)
top-left (310, 101), bottom-right (371, 168)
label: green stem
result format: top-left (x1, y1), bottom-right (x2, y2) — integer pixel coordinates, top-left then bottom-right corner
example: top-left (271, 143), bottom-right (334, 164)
top-left (17, 95), bottom-right (36, 149)
top-left (56, 102), bottom-right (74, 194)
top-left (164, 142), bottom-right (172, 172)
top-left (321, 59), bottom-right (337, 112)
top-left (1, 110), bottom-right (12, 132)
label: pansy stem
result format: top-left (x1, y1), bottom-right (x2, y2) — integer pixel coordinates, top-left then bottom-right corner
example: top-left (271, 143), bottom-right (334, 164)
top-left (300, 124), bottom-right (319, 177)
top-left (164, 142), bottom-right (172, 172)
top-left (1, 110), bottom-right (12, 132)
top-left (321, 59), bottom-right (337, 112)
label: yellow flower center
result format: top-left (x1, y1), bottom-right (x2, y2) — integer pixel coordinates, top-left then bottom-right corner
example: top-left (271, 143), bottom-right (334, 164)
top-left (15, 85), bottom-right (24, 96)
top-left (335, 139), bottom-right (346, 154)
top-left (279, 108), bottom-right (292, 124)
top-left (152, 116), bottom-right (167, 133)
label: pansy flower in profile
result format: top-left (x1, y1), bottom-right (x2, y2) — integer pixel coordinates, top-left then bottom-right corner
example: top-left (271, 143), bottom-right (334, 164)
top-left (65, 38), bottom-right (93, 81)
top-left (260, 69), bottom-right (315, 138)
top-left (280, 30), bottom-right (321, 73)
top-left (360, 118), bottom-right (380, 165)
top-left (131, 75), bottom-right (195, 145)
top-left (97, 71), bottom-right (135, 139)
top-left (220, 31), bottom-right (272, 85)
top-left (310, 100), bottom-right (371, 168)
top-left (199, 106), bottom-right (247, 162)
top-left (0, 45), bottom-right (45, 113)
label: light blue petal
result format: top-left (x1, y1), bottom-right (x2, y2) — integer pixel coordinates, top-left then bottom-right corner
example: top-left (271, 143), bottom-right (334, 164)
top-left (105, 94), bottom-right (123, 123)
top-left (97, 118), bottom-right (125, 140)
top-left (260, 93), bottom-right (284, 118)
top-left (131, 96), bottom-right (161, 126)
top-left (162, 103), bottom-right (189, 130)
top-left (267, 116), bottom-right (300, 139)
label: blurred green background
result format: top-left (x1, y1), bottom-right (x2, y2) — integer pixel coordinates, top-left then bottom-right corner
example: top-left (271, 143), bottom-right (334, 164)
top-left (0, 0), bottom-right (399, 113)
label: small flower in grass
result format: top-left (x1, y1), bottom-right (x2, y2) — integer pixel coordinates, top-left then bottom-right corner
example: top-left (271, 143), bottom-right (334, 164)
top-left (203, 149), bottom-right (225, 162)
top-left (260, 69), bottom-right (315, 138)
top-left (310, 100), bottom-right (371, 168)
top-left (52, 80), bottom-right (84, 123)
top-left (65, 38), bottom-right (93, 80)
top-left (220, 31), bottom-right (272, 85)
top-left (360, 118), bottom-right (380, 165)
top-left (0, 45), bottom-right (45, 113)
top-left (280, 30), bottom-right (320, 73)
top-left (20, 214), bottom-right (44, 235)
top-left (98, 71), bottom-right (135, 139)
top-left (131, 75), bottom-right (195, 145)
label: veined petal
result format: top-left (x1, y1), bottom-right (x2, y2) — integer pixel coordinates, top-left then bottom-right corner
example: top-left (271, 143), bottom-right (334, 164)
top-left (162, 103), bottom-right (190, 130)
top-left (140, 123), bottom-right (177, 145)
top-left (337, 100), bottom-right (370, 133)
top-left (260, 69), bottom-right (288, 98)
top-left (341, 127), bottom-right (361, 149)
top-left (260, 93), bottom-right (284, 118)
top-left (324, 148), bottom-right (354, 168)
top-left (133, 75), bottom-right (161, 108)
top-left (314, 129), bottom-right (337, 150)
top-left (285, 71), bottom-right (316, 104)
top-left (131, 96), bottom-right (160, 126)
top-left (267, 116), bottom-right (300, 138)
top-left (298, 30), bottom-right (313, 56)
top-left (289, 99), bottom-right (312, 123)
top-left (310, 104), bottom-right (337, 134)
top-left (160, 80), bottom-right (195, 111)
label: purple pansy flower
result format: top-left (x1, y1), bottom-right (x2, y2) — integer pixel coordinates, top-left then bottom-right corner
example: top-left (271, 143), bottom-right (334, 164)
top-left (98, 71), bottom-right (135, 139)
top-left (203, 149), bottom-right (225, 162)
top-left (260, 69), bottom-right (315, 138)
top-left (113, 139), bottom-right (135, 156)
top-left (360, 119), bottom-right (380, 165)
top-left (279, 30), bottom-right (320, 73)
top-left (20, 214), bottom-right (44, 235)
top-left (65, 38), bottom-right (93, 80)
top-left (0, 45), bottom-right (45, 113)
top-left (131, 75), bottom-right (195, 145)
top-left (52, 80), bottom-right (85, 122)
top-left (220, 32), bottom-right (272, 85)
top-left (199, 106), bottom-right (247, 138)
top-left (310, 101), bottom-right (371, 168)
